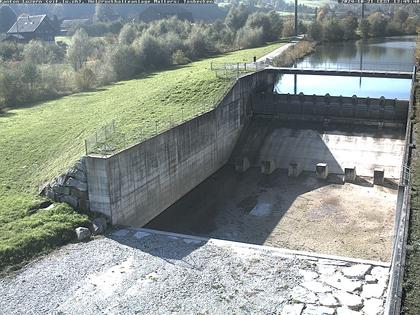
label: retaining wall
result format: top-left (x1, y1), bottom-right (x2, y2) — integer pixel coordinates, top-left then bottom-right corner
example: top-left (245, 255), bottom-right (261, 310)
top-left (86, 71), bottom-right (275, 226)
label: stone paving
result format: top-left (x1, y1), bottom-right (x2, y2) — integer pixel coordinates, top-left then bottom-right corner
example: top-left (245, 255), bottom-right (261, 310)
top-left (0, 228), bottom-right (390, 314)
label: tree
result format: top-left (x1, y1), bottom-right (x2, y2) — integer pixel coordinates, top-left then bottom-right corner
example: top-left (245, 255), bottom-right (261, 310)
top-left (225, 4), bottom-right (249, 30)
top-left (368, 12), bottom-right (387, 37)
top-left (282, 20), bottom-right (295, 37)
top-left (394, 8), bottom-right (409, 25)
top-left (67, 29), bottom-right (92, 71)
top-left (244, 12), bottom-right (273, 42)
top-left (341, 14), bottom-right (358, 40)
top-left (309, 21), bottom-right (322, 41)
top-left (268, 11), bottom-right (283, 40)
top-left (20, 61), bottom-right (39, 91)
top-left (322, 18), bottom-right (344, 42)
top-left (0, 6), bottom-right (16, 33)
top-left (235, 25), bottom-right (264, 49)
top-left (94, 4), bottom-right (114, 22)
top-left (358, 19), bottom-right (370, 40)
top-left (118, 23), bottom-right (136, 45)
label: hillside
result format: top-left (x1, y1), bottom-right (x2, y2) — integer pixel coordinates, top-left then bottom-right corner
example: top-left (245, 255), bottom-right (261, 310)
top-left (0, 42), bottom-right (284, 270)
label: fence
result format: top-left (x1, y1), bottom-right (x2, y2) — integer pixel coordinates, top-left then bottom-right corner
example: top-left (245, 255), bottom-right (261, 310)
top-left (85, 105), bottom-right (217, 156)
top-left (295, 60), bottom-right (414, 73)
top-left (210, 60), bottom-right (271, 78)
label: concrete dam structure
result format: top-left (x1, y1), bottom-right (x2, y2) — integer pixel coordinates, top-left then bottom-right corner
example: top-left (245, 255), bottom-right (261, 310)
top-left (76, 67), bottom-right (414, 314)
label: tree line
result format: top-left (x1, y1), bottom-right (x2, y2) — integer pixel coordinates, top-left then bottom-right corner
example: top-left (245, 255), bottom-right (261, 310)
top-left (0, 7), bottom-right (286, 110)
top-left (308, 6), bottom-right (418, 42)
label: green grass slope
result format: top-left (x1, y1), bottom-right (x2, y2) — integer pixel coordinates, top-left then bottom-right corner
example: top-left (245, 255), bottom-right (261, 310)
top-left (0, 42), bottom-right (284, 270)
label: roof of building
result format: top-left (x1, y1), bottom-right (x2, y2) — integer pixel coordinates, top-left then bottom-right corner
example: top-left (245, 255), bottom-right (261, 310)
top-left (7, 15), bottom-right (50, 34)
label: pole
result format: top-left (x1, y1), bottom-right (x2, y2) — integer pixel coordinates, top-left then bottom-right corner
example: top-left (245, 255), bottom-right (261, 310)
top-left (294, 0), bottom-right (298, 36)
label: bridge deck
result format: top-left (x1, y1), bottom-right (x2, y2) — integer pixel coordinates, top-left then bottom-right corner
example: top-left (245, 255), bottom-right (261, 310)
top-left (268, 67), bottom-right (413, 79)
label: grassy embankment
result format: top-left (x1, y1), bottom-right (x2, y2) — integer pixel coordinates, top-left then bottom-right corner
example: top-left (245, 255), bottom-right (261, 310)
top-left (0, 42), bottom-right (285, 271)
top-left (403, 78), bottom-right (420, 315)
top-left (403, 35), bottom-right (420, 314)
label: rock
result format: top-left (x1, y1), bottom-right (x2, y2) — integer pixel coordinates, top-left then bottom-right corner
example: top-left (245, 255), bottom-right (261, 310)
top-left (61, 195), bottom-right (78, 208)
top-left (281, 303), bottom-right (305, 315)
top-left (318, 293), bottom-right (339, 307)
top-left (336, 307), bottom-right (363, 315)
top-left (299, 270), bottom-right (319, 281)
top-left (361, 283), bottom-right (385, 299)
top-left (342, 264), bottom-right (372, 279)
top-left (317, 265), bottom-right (337, 276)
top-left (370, 266), bottom-right (389, 282)
top-left (75, 159), bottom-right (87, 172)
top-left (75, 227), bottom-right (91, 241)
top-left (92, 217), bottom-right (107, 235)
top-left (362, 298), bottom-right (384, 315)
top-left (322, 274), bottom-right (362, 293)
top-left (302, 305), bottom-right (335, 315)
top-left (65, 177), bottom-right (87, 192)
top-left (68, 168), bottom-right (87, 182)
top-left (365, 275), bottom-right (378, 284)
top-left (291, 286), bottom-right (317, 304)
top-left (334, 291), bottom-right (363, 311)
top-left (302, 281), bottom-right (332, 293)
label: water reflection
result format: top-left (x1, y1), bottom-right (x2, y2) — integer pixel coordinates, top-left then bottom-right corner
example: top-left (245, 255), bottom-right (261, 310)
top-left (296, 36), bottom-right (415, 72)
top-left (274, 74), bottom-right (411, 100)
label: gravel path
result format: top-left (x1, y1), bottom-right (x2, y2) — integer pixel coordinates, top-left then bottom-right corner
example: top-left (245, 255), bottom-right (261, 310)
top-left (257, 43), bottom-right (294, 63)
top-left (0, 228), bottom-right (390, 314)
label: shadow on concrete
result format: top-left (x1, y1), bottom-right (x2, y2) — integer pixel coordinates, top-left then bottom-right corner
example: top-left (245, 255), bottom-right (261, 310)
top-left (146, 166), bottom-right (330, 246)
top-left (107, 229), bottom-right (207, 262)
top-left (146, 116), bottom-right (402, 248)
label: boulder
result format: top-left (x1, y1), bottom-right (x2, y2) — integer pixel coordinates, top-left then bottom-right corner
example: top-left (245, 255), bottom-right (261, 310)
top-left (65, 177), bottom-right (87, 192)
top-left (68, 168), bottom-right (87, 182)
top-left (75, 227), bottom-right (91, 241)
top-left (92, 217), bottom-right (107, 235)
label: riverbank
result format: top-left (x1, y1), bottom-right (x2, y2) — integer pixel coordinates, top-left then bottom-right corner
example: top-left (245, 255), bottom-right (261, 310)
top-left (272, 41), bottom-right (316, 67)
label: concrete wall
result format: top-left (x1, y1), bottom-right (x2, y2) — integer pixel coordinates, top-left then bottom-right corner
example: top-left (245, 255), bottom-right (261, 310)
top-left (253, 93), bottom-right (408, 126)
top-left (86, 71), bottom-right (276, 226)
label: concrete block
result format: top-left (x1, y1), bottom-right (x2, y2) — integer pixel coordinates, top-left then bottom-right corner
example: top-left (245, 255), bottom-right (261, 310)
top-left (373, 169), bottom-right (385, 185)
top-left (344, 167), bottom-right (357, 182)
top-left (316, 163), bottom-right (328, 180)
top-left (288, 162), bottom-right (302, 177)
top-left (260, 160), bottom-right (276, 175)
top-left (235, 157), bottom-right (250, 173)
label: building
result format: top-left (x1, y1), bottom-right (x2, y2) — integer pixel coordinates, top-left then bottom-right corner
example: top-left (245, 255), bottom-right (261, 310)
top-left (5, 15), bottom-right (57, 43)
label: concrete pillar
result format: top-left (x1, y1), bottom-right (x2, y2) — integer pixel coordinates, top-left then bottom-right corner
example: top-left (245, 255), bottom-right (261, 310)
top-left (261, 160), bottom-right (276, 175)
top-left (316, 163), bottom-right (328, 180)
top-left (235, 157), bottom-right (250, 173)
top-left (288, 162), bottom-right (302, 177)
top-left (374, 168), bottom-right (385, 185)
top-left (344, 167), bottom-right (357, 183)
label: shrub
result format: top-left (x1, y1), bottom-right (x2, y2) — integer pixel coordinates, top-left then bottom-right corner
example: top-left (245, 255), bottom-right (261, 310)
top-left (235, 25), bottom-right (264, 49)
top-left (75, 67), bottom-right (96, 91)
top-left (171, 50), bottom-right (190, 65)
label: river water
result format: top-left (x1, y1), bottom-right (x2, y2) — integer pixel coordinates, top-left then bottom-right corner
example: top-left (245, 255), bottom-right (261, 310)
top-left (274, 36), bottom-right (416, 100)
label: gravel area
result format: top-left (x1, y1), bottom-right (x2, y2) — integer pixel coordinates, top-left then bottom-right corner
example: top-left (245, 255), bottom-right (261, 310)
top-left (0, 228), bottom-right (390, 314)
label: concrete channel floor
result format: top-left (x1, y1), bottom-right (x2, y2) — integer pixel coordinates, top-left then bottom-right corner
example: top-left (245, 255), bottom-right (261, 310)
top-left (0, 228), bottom-right (390, 315)
top-left (147, 169), bottom-right (397, 262)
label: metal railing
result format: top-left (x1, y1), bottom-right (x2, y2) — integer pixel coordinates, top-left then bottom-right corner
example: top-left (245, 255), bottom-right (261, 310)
top-left (210, 60), bottom-right (272, 78)
top-left (295, 60), bottom-right (414, 73)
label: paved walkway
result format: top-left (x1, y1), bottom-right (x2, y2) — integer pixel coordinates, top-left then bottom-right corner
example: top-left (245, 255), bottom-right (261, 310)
top-left (0, 228), bottom-right (389, 314)
top-left (257, 42), bottom-right (294, 63)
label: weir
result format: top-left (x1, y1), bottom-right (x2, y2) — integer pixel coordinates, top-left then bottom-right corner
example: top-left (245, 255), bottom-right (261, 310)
top-left (85, 68), bottom-right (411, 232)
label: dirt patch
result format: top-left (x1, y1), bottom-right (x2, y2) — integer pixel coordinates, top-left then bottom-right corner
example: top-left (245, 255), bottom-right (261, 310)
top-left (147, 166), bottom-right (397, 262)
